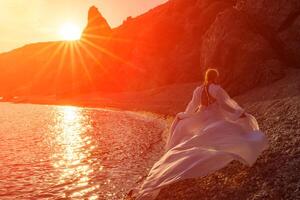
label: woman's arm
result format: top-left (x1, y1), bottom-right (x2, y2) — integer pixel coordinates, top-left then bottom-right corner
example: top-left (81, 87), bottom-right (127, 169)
top-left (176, 86), bottom-right (202, 119)
top-left (214, 85), bottom-right (245, 119)
top-left (185, 86), bottom-right (202, 114)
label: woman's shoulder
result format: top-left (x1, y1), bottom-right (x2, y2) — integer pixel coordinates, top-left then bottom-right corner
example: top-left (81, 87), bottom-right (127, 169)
top-left (208, 83), bottom-right (222, 97)
top-left (194, 85), bottom-right (203, 91)
top-left (195, 83), bottom-right (223, 93)
top-left (209, 83), bottom-right (222, 90)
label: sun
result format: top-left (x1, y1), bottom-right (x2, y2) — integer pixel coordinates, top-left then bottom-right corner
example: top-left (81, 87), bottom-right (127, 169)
top-left (59, 22), bottom-right (81, 41)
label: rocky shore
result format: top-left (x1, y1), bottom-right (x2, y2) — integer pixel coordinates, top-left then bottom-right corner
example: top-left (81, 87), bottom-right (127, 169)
top-left (123, 67), bottom-right (299, 200)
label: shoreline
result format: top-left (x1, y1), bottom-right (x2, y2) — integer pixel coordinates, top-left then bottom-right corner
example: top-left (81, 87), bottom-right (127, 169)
top-left (0, 81), bottom-right (200, 116)
top-left (1, 68), bottom-right (299, 199)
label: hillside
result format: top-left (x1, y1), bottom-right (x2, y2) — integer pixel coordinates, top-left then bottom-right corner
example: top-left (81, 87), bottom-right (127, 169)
top-left (0, 0), bottom-right (299, 98)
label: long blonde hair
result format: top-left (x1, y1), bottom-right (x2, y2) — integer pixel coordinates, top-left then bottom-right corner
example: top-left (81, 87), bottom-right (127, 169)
top-left (204, 68), bottom-right (219, 84)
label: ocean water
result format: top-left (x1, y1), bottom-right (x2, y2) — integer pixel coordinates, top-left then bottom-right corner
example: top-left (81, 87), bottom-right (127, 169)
top-left (0, 103), bottom-right (164, 199)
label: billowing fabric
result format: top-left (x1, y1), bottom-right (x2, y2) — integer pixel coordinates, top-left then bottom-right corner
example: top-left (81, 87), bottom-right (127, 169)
top-left (133, 84), bottom-right (268, 200)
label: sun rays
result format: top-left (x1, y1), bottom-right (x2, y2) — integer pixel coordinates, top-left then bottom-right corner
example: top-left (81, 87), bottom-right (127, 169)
top-left (27, 30), bottom-right (138, 95)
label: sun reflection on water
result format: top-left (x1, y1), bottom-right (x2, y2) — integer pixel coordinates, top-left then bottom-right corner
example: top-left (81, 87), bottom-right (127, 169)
top-left (0, 103), bottom-right (164, 200)
top-left (52, 106), bottom-right (98, 199)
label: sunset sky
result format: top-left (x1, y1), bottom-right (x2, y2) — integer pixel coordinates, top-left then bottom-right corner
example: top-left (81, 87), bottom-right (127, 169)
top-left (0, 0), bottom-right (168, 53)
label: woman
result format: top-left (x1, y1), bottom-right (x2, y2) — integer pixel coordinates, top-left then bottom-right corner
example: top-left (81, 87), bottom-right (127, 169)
top-left (133, 68), bottom-right (268, 200)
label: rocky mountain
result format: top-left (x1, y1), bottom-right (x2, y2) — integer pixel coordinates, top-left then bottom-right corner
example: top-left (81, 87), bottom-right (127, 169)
top-left (81, 5), bottom-right (112, 41)
top-left (201, 0), bottom-right (300, 94)
top-left (0, 0), bottom-right (299, 97)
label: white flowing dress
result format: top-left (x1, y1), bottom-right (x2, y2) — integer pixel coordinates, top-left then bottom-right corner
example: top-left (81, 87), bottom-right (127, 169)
top-left (133, 84), bottom-right (268, 200)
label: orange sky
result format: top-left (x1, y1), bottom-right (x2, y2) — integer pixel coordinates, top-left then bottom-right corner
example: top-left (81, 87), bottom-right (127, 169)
top-left (0, 0), bottom-right (168, 53)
